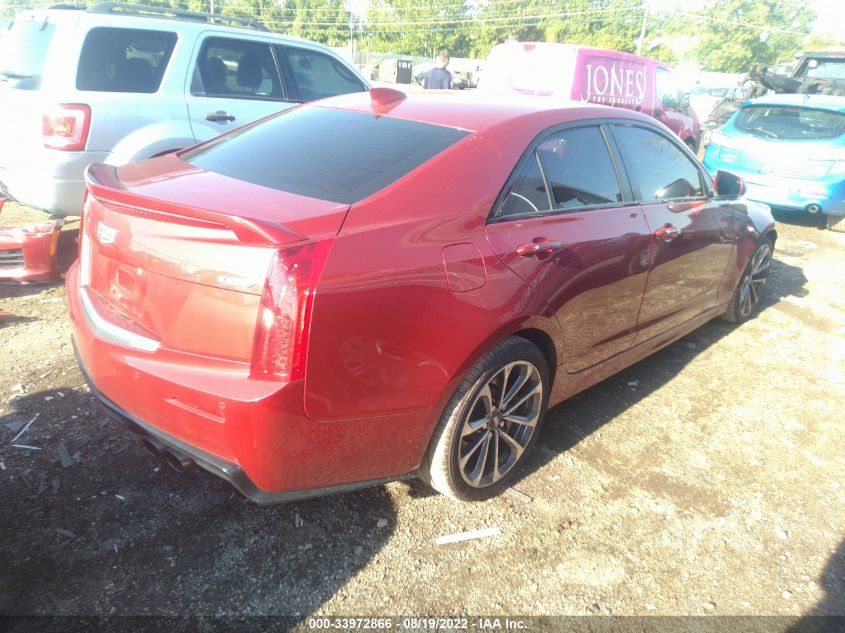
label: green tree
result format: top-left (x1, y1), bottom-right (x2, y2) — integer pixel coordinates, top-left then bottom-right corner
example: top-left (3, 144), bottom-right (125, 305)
top-left (365, 0), bottom-right (473, 57)
top-left (687, 0), bottom-right (814, 72)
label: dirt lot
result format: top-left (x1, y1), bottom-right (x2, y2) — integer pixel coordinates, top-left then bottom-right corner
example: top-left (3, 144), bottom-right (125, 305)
top-left (1, 201), bottom-right (844, 623)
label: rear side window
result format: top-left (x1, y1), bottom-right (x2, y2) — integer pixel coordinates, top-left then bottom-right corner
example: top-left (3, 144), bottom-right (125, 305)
top-left (0, 18), bottom-right (56, 90)
top-left (277, 46), bottom-right (366, 102)
top-left (76, 27), bottom-right (176, 93)
top-left (182, 107), bottom-right (469, 204)
top-left (493, 125), bottom-right (622, 219)
top-left (612, 125), bottom-right (704, 202)
top-left (191, 37), bottom-right (282, 100)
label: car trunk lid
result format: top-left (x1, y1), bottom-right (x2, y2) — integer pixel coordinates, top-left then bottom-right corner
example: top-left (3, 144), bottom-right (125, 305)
top-left (79, 157), bottom-right (350, 361)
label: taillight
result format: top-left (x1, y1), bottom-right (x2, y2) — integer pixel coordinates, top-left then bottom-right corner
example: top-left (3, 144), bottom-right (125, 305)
top-left (250, 239), bottom-right (333, 381)
top-left (43, 104), bottom-right (91, 151)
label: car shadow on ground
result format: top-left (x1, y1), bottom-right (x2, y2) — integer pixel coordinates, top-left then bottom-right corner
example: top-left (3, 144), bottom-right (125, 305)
top-left (771, 208), bottom-right (827, 230)
top-left (787, 537), bottom-right (845, 630)
top-left (0, 386), bottom-right (396, 618)
top-left (520, 255), bottom-right (809, 483)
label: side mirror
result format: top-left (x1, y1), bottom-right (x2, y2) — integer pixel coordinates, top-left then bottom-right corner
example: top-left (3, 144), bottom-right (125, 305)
top-left (714, 170), bottom-right (746, 199)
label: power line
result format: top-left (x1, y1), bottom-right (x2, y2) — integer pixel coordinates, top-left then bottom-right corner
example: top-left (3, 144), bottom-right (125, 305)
top-left (262, 4), bottom-right (640, 27)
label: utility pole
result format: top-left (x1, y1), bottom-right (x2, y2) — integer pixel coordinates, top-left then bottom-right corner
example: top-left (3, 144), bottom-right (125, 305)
top-left (637, 2), bottom-right (648, 55)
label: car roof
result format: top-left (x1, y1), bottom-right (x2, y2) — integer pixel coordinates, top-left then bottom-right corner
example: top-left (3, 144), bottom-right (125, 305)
top-left (743, 94), bottom-right (845, 113)
top-left (13, 6), bottom-right (337, 53)
top-left (312, 90), bottom-right (657, 134)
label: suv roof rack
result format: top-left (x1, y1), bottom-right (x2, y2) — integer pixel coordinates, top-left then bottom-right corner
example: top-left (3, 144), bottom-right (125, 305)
top-left (86, 2), bottom-right (269, 31)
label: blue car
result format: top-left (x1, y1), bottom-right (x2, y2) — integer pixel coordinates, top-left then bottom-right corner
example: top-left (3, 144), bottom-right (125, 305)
top-left (703, 94), bottom-right (845, 231)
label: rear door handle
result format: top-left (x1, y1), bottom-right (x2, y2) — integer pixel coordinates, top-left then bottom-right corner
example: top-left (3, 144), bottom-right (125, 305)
top-left (516, 240), bottom-right (562, 257)
top-left (654, 225), bottom-right (682, 240)
top-left (205, 111), bottom-right (236, 122)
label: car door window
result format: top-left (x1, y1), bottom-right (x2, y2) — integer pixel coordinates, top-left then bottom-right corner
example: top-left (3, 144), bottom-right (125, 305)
top-left (536, 126), bottom-right (623, 210)
top-left (277, 46), bottom-right (366, 102)
top-left (656, 67), bottom-right (679, 109)
top-left (493, 125), bottom-right (622, 219)
top-left (612, 125), bottom-right (704, 202)
top-left (77, 27), bottom-right (177, 93)
top-left (190, 38), bottom-right (282, 100)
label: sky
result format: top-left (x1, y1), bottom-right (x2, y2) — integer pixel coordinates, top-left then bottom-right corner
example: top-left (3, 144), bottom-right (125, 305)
top-left (812, 0), bottom-right (845, 41)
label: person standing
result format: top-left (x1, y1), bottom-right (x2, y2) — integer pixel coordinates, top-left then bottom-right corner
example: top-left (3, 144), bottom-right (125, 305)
top-left (423, 50), bottom-right (452, 90)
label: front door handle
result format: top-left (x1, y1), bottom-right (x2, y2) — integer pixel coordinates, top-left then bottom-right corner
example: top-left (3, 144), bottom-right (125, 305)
top-left (516, 240), bottom-right (562, 257)
top-left (205, 111), bottom-right (236, 122)
top-left (654, 225), bottom-right (682, 240)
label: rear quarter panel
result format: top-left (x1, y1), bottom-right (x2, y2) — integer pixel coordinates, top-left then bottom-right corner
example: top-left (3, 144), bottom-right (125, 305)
top-left (304, 115), bottom-right (570, 435)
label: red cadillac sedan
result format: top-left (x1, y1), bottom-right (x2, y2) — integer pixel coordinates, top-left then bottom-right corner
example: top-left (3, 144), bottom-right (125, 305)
top-left (67, 89), bottom-right (776, 503)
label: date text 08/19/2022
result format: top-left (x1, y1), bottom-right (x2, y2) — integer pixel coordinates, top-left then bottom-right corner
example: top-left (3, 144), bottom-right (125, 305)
top-left (306, 617), bottom-right (530, 630)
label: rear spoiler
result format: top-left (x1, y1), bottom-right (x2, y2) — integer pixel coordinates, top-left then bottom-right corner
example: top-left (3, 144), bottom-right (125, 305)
top-left (85, 163), bottom-right (305, 246)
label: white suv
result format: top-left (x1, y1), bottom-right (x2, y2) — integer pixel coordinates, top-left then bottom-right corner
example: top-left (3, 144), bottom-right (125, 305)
top-left (0, 3), bottom-right (369, 216)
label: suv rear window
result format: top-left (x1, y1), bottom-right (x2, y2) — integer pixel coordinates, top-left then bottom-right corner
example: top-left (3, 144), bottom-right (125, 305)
top-left (76, 27), bottom-right (176, 93)
top-left (182, 107), bottom-right (469, 204)
top-left (0, 17), bottom-right (56, 90)
top-left (735, 105), bottom-right (845, 140)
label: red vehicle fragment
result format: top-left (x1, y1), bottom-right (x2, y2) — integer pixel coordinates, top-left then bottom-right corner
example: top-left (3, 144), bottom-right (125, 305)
top-left (0, 197), bottom-right (63, 283)
top-left (66, 93), bottom-right (777, 504)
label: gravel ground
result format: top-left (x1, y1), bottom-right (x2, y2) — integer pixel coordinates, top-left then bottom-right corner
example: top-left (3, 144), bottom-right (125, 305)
top-left (1, 201), bottom-right (844, 622)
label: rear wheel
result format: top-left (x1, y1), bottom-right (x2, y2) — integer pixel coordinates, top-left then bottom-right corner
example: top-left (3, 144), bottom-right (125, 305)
top-left (425, 337), bottom-right (550, 501)
top-left (722, 238), bottom-right (773, 323)
top-left (826, 214), bottom-right (845, 233)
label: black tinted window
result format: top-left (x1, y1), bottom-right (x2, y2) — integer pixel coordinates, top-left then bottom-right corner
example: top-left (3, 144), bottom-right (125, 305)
top-left (612, 125), bottom-right (703, 202)
top-left (496, 154), bottom-right (549, 217)
top-left (191, 38), bottom-right (282, 100)
top-left (182, 107), bottom-right (469, 204)
top-left (279, 46), bottom-right (366, 102)
top-left (537, 127), bottom-right (622, 209)
top-left (77, 27), bottom-right (176, 93)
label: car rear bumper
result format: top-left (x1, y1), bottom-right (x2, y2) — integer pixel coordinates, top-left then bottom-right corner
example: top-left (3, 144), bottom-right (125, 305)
top-left (0, 204), bottom-right (63, 283)
top-left (73, 343), bottom-right (405, 504)
top-left (66, 261), bottom-right (415, 502)
top-left (0, 150), bottom-right (109, 217)
top-left (741, 175), bottom-right (845, 215)
top-left (703, 152), bottom-right (845, 215)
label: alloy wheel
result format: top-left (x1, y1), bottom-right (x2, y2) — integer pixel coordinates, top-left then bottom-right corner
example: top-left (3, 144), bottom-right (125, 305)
top-left (738, 242), bottom-right (772, 318)
top-left (458, 361), bottom-right (543, 488)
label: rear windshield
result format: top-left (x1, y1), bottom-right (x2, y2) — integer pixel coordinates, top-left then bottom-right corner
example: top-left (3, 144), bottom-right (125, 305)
top-left (0, 17), bottom-right (56, 90)
top-left (182, 107), bottom-right (470, 204)
top-left (76, 27), bottom-right (177, 93)
top-left (735, 105), bottom-right (845, 140)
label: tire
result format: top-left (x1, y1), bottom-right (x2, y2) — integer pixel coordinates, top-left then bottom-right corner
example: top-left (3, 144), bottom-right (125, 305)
top-left (424, 336), bottom-right (550, 501)
top-left (826, 214), bottom-right (845, 233)
top-left (722, 237), bottom-right (773, 323)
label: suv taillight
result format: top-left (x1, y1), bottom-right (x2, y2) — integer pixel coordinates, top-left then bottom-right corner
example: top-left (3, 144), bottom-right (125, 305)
top-left (43, 104), bottom-right (91, 151)
top-left (250, 239), bottom-right (333, 381)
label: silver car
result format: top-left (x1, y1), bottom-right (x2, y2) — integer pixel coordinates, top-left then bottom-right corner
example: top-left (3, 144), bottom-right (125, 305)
top-left (0, 3), bottom-right (369, 216)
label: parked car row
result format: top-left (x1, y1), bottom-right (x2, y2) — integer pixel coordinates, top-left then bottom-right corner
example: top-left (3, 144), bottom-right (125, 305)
top-left (0, 7), bottom-right (794, 503)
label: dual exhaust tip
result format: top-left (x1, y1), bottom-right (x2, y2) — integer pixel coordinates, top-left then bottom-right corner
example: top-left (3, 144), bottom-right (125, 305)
top-left (141, 436), bottom-right (194, 473)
